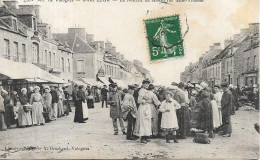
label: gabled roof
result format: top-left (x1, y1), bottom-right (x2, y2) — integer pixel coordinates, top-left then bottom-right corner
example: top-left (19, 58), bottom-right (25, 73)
top-left (10, 7), bottom-right (36, 16)
top-left (0, 7), bottom-right (16, 17)
top-left (72, 34), bottom-right (96, 53)
top-left (0, 19), bottom-right (11, 29)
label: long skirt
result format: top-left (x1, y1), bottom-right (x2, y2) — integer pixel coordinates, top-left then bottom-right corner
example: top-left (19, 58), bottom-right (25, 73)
top-left (87, 99), bottom-right (94, 109)
top-left (44, 102), bottom-right (53, 120)
top-left (32, 102), bottom-right (45, 125)
top-left (134, 103), bottom-right (152, 137)
top-left (18, 105), bottom-right (32, 126)
top-left (57, 99), bottom-right (64, 117)
top-left (211, 101), bottom-right (221, 129)
top-left (74, 100), bottom-right (84, 122)
top-left (149, 103), bottom-right (159, 136)
top-left (82, 102), bottom-right (89, 120)
top-left (176, 106), bottom-right (191, 137)
top-left (4, 104), bottom-right (14, 127)
top-left (0, 113), bottom-right (7, 131)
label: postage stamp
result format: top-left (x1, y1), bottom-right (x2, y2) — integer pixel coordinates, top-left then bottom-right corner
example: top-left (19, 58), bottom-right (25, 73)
top-left (144, 15), bottom-right (184, 61)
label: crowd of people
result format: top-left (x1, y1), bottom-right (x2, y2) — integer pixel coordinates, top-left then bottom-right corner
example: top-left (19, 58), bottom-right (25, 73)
top-left (0, 85), bottom-right (71, 131)
top-left (1, 78), bottom-right (258, 145)
top-left (97, 78), bottom-right (256, 144)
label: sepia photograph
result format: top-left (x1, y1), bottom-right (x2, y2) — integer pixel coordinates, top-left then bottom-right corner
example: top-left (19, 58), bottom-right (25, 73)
top-left (0, 0), bottom-right (259, 159)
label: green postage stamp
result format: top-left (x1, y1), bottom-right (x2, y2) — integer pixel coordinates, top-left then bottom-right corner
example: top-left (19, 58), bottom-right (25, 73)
top-left (145, 15), bottom-right (184, 61)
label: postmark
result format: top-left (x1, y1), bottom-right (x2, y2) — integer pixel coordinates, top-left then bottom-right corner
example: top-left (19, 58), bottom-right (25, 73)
top-left (144, 15), bottom-right (185, 61)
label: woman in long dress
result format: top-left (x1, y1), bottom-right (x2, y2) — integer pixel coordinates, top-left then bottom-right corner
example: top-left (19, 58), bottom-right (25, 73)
top-left (74, 85), bottom-right (88, 123)
top-left (210, 94), bottom-right (221, 131)
top-left (42, 86), bottom-right (52, 121)
top-left (86, 86), bottom-right (95, 109)
top-left (57, 88), bottom-right (64, 117)
top-left (134, 79), bottom-right (152, 143)
top-left (30, 86), bottom-right (45, 125)
top-left (147, 84), bottom-right (161, 137)
top-left (18, 88), bottom-right (32, 127)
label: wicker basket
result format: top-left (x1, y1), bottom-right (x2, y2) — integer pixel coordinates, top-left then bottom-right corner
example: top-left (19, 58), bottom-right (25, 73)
top-left (23, 104), bottom-right (33, 112)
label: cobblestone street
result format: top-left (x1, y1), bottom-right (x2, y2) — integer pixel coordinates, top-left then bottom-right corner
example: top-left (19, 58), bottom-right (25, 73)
top-left (0, 103), bottom-right (259, 159)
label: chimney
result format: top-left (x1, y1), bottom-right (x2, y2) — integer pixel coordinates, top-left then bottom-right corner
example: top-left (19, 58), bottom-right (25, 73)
top-left (3, 0), bottom-right (18, 9)
top-left (111, 46), bottom-right (116, 53)
top-left (86, 34), bottom-right (94, 43)
top-left (18, 5), bottom-right (41, 22)
top-left (105, 40), bottom-right (112, 52)
top-left (224, 39), bottom-right (233, 47)
top-left (95, 41), bottom-right (104, 50)
top-left (249, 23), bottom-right (259, 36)
top-left (233, 34), bottom-right (240, 41)
top-left (213, 43), bottom-right (221, 50)
top-left (209, 46), bottom-right (214, 51)
top-left (240, 28), bottom-right (249, 37)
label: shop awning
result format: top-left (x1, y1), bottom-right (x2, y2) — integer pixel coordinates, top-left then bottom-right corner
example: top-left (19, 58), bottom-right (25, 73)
top-left (73, 80), bottom-right (87, 86)
top-left (81, 78), bottom-right (97, 86)
top-left (97, 77), bottom-right (110, 86)
top-left (110, 78), bottom-right (127, 88)
top-left (0, 57), bottom-right (67, 84)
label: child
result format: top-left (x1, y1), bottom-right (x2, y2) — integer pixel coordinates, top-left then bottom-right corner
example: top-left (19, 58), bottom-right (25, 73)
top-left (121, 85), bottom-right (137, 140)
top-left (159, 91), bottom-right (181, 143)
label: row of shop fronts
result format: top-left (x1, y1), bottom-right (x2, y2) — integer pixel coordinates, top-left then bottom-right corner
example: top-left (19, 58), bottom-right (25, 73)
top-left (181, 23), bottom-right (259, 88)
top-left (0, 1), bottom-right (153, 94)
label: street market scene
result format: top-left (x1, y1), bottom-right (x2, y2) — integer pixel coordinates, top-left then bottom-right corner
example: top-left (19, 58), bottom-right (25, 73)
top-left (0, 0), bottom-right (259, 159)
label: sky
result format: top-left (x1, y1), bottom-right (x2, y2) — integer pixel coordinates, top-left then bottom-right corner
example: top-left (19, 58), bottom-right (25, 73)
top-left (19, 0), bottom-right (260, 85)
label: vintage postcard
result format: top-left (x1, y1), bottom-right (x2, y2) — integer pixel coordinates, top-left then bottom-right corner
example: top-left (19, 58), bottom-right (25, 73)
top-left (0, 0), bottom-right (259, 159)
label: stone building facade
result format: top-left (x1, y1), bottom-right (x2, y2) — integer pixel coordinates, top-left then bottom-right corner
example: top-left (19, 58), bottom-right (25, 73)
top-left (0, 1), bottom-right (73, 82)
top-left (180, 23), bottom-right (259, 88)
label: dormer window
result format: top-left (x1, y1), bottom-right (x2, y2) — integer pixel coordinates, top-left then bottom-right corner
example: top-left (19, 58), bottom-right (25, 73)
top-left (13, 18), bottom-right (17, 31)
top-left (32, 17), bottom-right (37, 31)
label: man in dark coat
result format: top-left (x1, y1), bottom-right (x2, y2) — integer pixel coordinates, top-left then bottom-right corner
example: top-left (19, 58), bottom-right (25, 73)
top-left (50, 86), bottom-right (58, 120)
top-left (74, 85), bottom-right (87, 123)
top-left (221, 82), bottom-right (233, 137)
top-left (108, 83), bottom-right (126, 135)
top-left (101, 85), bottom-right (108, 108)
top-left (133, 84), bottom-right (141, 109)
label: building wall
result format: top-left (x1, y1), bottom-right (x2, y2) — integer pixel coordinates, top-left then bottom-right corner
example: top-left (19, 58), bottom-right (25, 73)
top-left (0, 28), bottom-right (29, 62)
top-left (243, 46), bottom-right (259, 86)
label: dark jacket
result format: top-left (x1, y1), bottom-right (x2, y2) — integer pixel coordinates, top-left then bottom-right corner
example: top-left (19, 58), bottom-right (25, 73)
top-left (221, 90), bottom-right (233, 116)
top-left (19, 94), bottom-right (29, 105)
top-left (101, 88), bottom-right (108, 97)
top-left (50, 90), bottom-right (58, 104)
top-left (77, 90), bottom-right (86, 103)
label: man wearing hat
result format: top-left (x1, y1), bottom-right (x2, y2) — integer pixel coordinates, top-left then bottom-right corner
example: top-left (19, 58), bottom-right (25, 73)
top-left (220, 82), bottom-right (233, 137)
top-left (121, 85), bottom-right (138, 140)
top-left (101, 85), bottom-right (109, 108)
top-left (50, 86), bottom-right (58, 120)
top-left (108, 83), bottom-right (126, 135)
